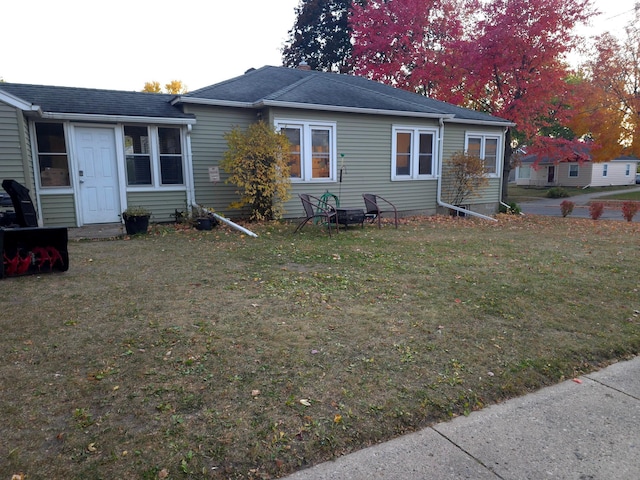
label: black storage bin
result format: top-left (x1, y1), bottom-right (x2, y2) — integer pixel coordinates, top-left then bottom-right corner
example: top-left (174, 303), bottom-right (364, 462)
top-left (1, 227), bottom-right (69, 278)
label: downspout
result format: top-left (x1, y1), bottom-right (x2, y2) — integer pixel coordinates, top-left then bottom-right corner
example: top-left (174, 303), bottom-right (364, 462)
top-left (436, 118), bottom-right (497, 222)
top-left (185, 123), bottom-right (196, 207)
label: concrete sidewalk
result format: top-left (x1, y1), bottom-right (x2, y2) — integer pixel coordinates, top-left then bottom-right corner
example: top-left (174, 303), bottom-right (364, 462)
top-left (284, 356), bottom-right (640, 480)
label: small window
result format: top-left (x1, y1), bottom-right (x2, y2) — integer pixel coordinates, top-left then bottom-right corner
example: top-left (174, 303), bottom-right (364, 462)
top-left (158, 127), bottom-right (183, 185)
top-left (603, 164), bottom-right (608, 177)
top-left (311, 128), bottom-right (331, 179)
top-left (392, 127), bottom-right (437, 180)
top-left (569, 164), bottom-right (579, 177)
top-left (518, 166), bottom-right (531, 179)
top-left (465, 133), bottom-right (501, 176)
top-left (282, 127), bottom-right (302, 178)
top-left (625, 164), bottom-right (631, 176)
top-left (125, 126), bottom-right (152, 185)
top-left (35, 123), bottom-right (70, 187)
top-left (395, 132), bottom-right (412, 176)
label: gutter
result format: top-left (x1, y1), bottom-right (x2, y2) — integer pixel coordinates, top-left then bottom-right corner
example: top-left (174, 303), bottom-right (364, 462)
top-left (436, 117), bottom-right (497, 222)
top-left (39, 112), bottom-right (196, 125)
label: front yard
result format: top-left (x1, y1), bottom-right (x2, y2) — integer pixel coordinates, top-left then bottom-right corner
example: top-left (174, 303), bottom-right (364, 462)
top-left (2, 215), bottom-right (639, 479)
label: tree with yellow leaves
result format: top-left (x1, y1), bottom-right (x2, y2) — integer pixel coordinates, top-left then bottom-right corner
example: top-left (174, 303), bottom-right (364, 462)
top-left (221, 122), bottom-right (291, 221)
top-left (572, 25), bottom-right (640, 160)
top-left (141, 80), bottom-right (188, 94)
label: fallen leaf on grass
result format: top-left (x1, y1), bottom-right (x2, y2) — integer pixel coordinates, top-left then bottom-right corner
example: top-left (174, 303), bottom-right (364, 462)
top-left (12, 474), bottom-right (25, 480)
top-left (87, 443), bottom-right (97, 453)
top-left (572, 378), bottom-right (583, 384)
top-left (158, 468), bottom-right (169, 479)
top-left (251, 389), bottom-right (260, 397)
top-left (299, 399), bottom-right (311, 406)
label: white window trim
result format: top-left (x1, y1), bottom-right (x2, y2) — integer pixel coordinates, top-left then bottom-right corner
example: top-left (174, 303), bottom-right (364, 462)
top-left (569, 164), bottom-right (579, 178)
top-left (464, 131), bottom-right (502, 178)
top-left (123, 125), bottom-right (187, 190)
top-left (518, 166), bottom-right (531, 179)
top-left (31, 121), bottom-right (74, 192)
top-left (391, 125), bottom-right (439, 181)
top-left (274, 118), bottom-right (337, 182)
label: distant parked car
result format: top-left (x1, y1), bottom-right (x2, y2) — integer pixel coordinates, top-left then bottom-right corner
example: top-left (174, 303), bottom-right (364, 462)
top-left (636, 173), bottom-right (640, 184)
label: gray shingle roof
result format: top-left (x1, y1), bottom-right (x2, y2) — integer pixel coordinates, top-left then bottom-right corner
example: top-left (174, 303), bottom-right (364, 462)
top-left (183, 66), bottom-right (511, 124)
top-left (0, 83), bottom-right (194, 120)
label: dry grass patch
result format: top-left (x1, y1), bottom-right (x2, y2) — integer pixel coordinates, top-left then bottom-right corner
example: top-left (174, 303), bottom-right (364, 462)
top-left (2, 216), bottom-right (639, 479)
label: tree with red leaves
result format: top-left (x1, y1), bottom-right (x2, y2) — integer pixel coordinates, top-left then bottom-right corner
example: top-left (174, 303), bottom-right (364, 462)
top-left (351, 0), bottom-right (597, 198)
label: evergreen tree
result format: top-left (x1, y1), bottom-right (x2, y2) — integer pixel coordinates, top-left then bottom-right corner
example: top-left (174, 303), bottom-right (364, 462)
top-left (282, 0), bottom-right (361, 73)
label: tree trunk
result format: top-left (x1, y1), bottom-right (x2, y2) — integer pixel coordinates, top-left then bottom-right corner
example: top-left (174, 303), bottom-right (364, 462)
top-left (501, 128), bottom-right (514, 201)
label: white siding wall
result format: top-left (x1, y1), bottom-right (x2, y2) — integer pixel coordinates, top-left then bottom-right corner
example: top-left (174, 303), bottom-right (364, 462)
top-left (590, 162), bottom-right (638, 187)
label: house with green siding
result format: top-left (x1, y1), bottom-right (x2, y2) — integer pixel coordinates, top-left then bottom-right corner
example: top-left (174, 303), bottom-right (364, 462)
top-left (0, 65), bottom-right (513, 228)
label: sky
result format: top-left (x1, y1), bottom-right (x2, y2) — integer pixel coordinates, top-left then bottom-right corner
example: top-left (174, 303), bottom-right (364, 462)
top-left (1, 0), bottom-right (638, 92)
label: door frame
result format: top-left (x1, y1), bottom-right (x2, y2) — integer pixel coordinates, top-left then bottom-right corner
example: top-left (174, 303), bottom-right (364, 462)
top-left (547, 165), bottom-right (556, 184)
top-left (69, 124), bottom-right (127, 226)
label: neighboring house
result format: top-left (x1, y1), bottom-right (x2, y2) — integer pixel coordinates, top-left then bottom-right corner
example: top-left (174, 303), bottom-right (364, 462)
top-left (0, 65), bottom-right (513, 228)
top-left (515, 155), bottom-right (639, 188)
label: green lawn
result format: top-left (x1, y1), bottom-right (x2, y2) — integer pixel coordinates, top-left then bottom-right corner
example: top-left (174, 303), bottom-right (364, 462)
top-left (2, 216), bottom-right (639, 479)
top-left (598, 190), bottom-right (640, 201)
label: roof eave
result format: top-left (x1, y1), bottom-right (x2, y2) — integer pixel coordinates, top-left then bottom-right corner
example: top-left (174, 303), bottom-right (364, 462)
top-left (444, 117), bottom-right (515, 128)
top-left (260, 100), bottom-right (454, 119)
top-left (40, 112), bottom-right (196, 125)
top-left (172, 96), bottom-right (255, 109)
top-left (0, 89), bottom-right (43, 115)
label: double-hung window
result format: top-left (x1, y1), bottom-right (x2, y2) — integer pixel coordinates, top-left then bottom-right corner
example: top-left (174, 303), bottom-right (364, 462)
top-left (35, 122), bottom-right (71, 188)
top-left (625, 164), bottom-right (631, 176)
top-left (275, 120), bottom-right (336, 182)
top-left (124, 125), bottom-right (184, 187)
top-left (569, 164), bottom-right (579, 177)
top-left (391, 126), bottom-right (437, 180)
top-left (602, 164), bottom-right (608, 177)
top-left (465, 133), bottom-right (501, 176)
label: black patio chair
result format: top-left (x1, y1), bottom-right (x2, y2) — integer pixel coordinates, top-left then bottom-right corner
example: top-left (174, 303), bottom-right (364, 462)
top-left (362, 193), bottom-right (398, 229)
top-left (295, 193), bottom-right (338, 237)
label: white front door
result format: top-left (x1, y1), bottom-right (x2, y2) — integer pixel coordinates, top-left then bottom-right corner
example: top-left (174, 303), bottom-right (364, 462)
top-left (75, 127), bottom-right (121, 224)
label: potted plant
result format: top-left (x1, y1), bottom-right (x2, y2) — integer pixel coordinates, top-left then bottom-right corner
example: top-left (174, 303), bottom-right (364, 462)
top-left (122, 206), bottom-right (151, 235)
top-left (193, 205), bottom-right (218, 231)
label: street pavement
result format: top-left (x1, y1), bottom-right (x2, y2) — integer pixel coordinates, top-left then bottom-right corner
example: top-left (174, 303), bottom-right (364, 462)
top-left (517, 186), bottom-right (640, 221)
top-left (284, 356), bottom-right (640, 480)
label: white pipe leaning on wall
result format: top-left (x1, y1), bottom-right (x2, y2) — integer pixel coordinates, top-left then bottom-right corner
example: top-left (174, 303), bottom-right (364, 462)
top-left (212, 213), bottom-right (258, 238)
top-left (436, 118), bottom-right (498, 222)
top-left (193, 203), bottom-right (258, 237)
